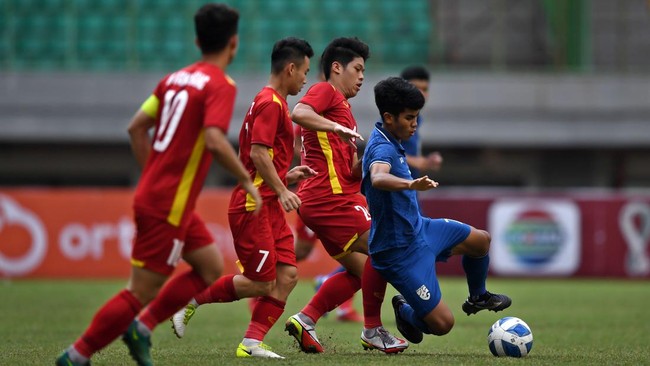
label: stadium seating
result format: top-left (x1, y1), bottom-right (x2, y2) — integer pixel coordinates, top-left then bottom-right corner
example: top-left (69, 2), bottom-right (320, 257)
top-left (1, 0), bottom-right (431, 72)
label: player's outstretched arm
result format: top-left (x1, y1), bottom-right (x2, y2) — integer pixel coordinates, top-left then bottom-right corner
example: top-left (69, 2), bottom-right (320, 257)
top-left (370, 162), bottom-right (438, 192)
top-left (205, 127), bottom-right (262, 214)
top-left (286, 165), bottom-right (317, 185)
top-left (291, 103), bottom-right (362, 148)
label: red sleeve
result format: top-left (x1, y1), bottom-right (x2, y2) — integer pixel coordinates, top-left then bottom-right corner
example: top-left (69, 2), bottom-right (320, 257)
top-left (250, 100), bottom-right (282, 148)
top-left (298, 82), bottom-right (335, 114)
top-left (203, 80), bottom-right (237, 132)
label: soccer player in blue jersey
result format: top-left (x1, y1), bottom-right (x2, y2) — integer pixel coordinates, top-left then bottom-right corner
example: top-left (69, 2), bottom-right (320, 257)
top-left (361, 77), bottom-right (511, 343)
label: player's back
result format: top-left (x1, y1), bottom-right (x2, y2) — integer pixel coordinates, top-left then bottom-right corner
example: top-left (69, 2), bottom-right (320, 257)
top-left (134, 61), bottom-right (236, 226)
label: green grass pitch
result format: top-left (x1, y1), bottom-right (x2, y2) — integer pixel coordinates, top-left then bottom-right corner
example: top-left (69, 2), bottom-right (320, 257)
top-left (2, 277), bottom-right (649, 365)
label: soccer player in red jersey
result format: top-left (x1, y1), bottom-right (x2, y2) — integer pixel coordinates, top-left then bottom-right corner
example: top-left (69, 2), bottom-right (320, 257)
top-left (292, 121), bottom-right (362, 323)
top-left (284, 37), bottom-right (408, 354)
top-left (169, 37), bottom-right (316, 359)
top-left (245, 122), bottom-right (362, 322)
top-left (55, 4), bottom-right (260, 366)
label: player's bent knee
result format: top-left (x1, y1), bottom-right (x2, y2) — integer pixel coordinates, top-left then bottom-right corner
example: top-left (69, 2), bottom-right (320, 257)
top-left (480, 230), bottom-right (491, 255)
top-left (198, 266), bottom-right (223, 285)
top-left (130, 287), bottom-right (159, 306)
top-left (200, 271), bottom-right (222, 286)
top-left (279, 268), bottom-right (299, 290)
top-left (250, 280), bottom-right (276, 296)
top-left (424, 308), bottom-right (455, 336)
top-left (468, 229), bottom-right (490, 257)
top-left (429, 317), bottom-right (454, 336)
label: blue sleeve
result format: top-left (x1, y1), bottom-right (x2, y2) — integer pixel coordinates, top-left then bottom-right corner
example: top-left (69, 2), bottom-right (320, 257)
top-left (362, 141), bottom-right (396, 193)
top-left (366, 141), bottom-right (396, 170)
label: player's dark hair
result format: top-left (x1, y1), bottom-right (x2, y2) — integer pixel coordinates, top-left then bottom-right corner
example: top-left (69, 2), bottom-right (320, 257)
top-left (320, 37), bottom-right (370, 80)
top-left (374, 77), bottom-right (425, 119)
top-left (194, 3), bottom-right (239, 55)
top-left (400, 65), bottom-right (430, 81)
top-left (271, 37), bottom-right (314, 74)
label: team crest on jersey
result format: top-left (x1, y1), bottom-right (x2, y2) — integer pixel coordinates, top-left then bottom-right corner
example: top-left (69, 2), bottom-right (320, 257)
top-left (416, 284), bottom-right (430, 300)
top-left (400, 157), bottom-right (405, 164)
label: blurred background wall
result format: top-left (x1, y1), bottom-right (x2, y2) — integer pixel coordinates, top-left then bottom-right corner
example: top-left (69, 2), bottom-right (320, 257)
top-left (2, 0), bottom-right (649, 188)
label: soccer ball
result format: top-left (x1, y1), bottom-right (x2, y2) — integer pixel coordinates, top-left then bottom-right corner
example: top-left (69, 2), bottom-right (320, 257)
top-left (487, 317), bottom-right (533, 357)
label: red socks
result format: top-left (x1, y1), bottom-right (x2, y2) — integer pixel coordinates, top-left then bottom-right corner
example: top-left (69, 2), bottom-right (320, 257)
top-left (244, 296), bottom-right (286, 340)
top-left (302, 271), bottom-right (361, 323)
top-left (138, 270), bottom-right (207, 330)
top-left (361, 257), bottom-right (387, 329)
top-left (194, 274), bottom-right (239, 305)
top-left (73, 289), bottom-right (142, 357)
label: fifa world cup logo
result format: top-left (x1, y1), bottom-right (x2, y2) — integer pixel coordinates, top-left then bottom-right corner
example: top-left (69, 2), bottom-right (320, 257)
top-left (619, 202), bottom-right (650, 277)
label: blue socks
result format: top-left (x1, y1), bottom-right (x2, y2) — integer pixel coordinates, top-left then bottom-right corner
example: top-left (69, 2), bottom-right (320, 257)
top-left (462, 255), bottom-right (489, 298)
top-left (400, 302), bottom-right (432, 334)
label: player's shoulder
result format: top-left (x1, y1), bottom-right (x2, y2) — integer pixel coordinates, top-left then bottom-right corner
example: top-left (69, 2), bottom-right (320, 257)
top-left (305, 81), bottom-right (335, 95)
top-left (195, 62), bottom-right (236, 90)
top-left (368, 128), bottom-right (392, 146)
top-left (161, 62), bottom-right (235, 95)
top-left (256, 88), bottom-right (287, 109)
top-left (366, 133), bottom-right (395, 155)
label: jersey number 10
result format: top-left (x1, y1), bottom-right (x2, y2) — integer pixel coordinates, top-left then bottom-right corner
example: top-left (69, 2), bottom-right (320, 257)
top-left (154, 89), bottom-right (189, 152)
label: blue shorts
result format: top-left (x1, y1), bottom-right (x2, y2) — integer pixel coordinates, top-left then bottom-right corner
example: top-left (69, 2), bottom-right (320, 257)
top-left (371, 218), bottom-right (471, 318)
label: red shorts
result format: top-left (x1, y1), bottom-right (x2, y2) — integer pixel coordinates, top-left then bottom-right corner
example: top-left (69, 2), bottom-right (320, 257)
top-left (294, 215), bottom-right (317, 245)
top-left (131, 212), bottom-right (214, 275)
top-left (298, 193), bottom-right (371, 258)
top-left (229, 200), bottom-right (296, 281)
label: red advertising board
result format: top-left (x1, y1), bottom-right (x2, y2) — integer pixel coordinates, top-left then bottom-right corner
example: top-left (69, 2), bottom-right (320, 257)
top-left (0, 189), bottom-right (338, 279)
top-left (420, 191), bottom-right (650, 278)
top-left (1, 188), bottom-right (649, 279)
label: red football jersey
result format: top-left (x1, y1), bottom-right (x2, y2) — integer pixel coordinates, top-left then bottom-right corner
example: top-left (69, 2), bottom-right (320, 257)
top-left (229, 87), bottom-right (294, 213)
top-left (297, 82), bottom-right (360, 203)
top-left (134, 61), bottom-right (236, 227)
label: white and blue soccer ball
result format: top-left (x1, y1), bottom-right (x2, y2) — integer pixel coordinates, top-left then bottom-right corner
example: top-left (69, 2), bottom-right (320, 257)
top-left (487, 316), bottom-right (533, 357)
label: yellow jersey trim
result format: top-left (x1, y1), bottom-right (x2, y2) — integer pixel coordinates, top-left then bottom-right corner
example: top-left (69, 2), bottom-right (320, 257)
top-left (225, 74), bottom-right (236, 86)
top-left (245, 148), bottom-right (273, 211)
top-left (235, 260), bottom-right (244, 274)
top-left (131, 259), bottom-right (145, 268)
top-left (317, 131), bottom-right (343, 194)
top-left (167, 130), bottom-right (206, 226)
top-left (272, 93), bottom-right (283, 108)
top-left (331, 233), bottom-right (359, 259)
top-left (140, 94), bottom-right (159, 118)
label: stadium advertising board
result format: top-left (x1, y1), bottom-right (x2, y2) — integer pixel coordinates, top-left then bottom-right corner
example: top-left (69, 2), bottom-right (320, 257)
top-left (1, 189), bottom-right (649, 279)
top-left (488, 199), bottom-right (581, 276)
top-left (0, 189), bottom-right (337, 279)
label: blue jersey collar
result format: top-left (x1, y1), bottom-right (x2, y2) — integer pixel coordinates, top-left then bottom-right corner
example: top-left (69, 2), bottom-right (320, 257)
top-left (374, 122), bottom-right (406, 154)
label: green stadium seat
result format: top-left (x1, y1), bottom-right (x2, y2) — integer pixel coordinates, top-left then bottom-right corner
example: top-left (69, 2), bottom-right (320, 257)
top-left (1, 0), bottom-right (433, 72)
top-left (227, 0), bottom-right (259, 15)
